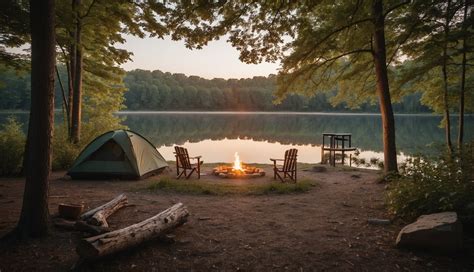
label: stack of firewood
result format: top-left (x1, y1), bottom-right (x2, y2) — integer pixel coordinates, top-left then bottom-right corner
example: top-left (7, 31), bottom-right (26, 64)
top-left (54, 194), bottom-right (189, 262)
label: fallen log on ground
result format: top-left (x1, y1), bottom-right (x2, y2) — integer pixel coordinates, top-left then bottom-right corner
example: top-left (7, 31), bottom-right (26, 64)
top-left (53, 218), bottom-right (109, 235)
top-left (76, 203), bottom-right (189, 261)
top-left (53, 218), bottom-right (76, 230)
top-left (75, 221), bottom-right (109, 235)
top-left (80, 193), bottom-right (128, 228)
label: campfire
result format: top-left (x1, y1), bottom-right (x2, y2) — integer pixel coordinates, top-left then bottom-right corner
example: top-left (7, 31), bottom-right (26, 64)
top-left (213, 152), bottom-right (265, 178)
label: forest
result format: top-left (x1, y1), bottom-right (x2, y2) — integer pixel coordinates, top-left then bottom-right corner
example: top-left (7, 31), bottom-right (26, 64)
top-left (123, 69), bottom-right (432, 112)
top-left (0, 65), bottom-right (432, 113)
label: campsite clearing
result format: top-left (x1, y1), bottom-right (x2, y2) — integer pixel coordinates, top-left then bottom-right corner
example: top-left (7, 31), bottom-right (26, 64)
top-left (0, 164), bottom-right (473, 271)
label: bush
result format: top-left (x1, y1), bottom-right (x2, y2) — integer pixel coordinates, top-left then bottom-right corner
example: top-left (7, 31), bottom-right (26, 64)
top-left (386, 142), bottom-right (474, 221)
top-left (0, 117), bottom-right (26, 176)
top-left (52, 124), bottom-right (81, 170)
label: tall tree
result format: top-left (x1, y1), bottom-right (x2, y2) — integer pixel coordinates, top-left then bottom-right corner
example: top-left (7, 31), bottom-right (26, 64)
top-left (395, 0), bottom-right (473, 150)
top-left (457, 0), bottom-right (471, 147)
top-left (55, 0), bottom-right (171, 143)
top-left (372, 0), bottom-right (398, 171)
top-left (70, 0), bottom-right (83, 143)
top-left (158, 1), bottom-right (422, 173)
top-left (441, 0), bottom-right (454, 152)
top-left (15, 0), bottom-right (56, 238)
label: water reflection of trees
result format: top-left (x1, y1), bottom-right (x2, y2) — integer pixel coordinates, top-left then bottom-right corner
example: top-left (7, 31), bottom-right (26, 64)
top-left (122, 114), bottom-right (473, 155)
top-left (2, 112), bottom-right (471, 156)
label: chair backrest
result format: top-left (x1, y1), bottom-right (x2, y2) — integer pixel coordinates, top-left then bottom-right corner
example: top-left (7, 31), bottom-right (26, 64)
top-left (283, 149), bottom-right (298, 172)
top-left (174, 146), bottom-right (192, 169)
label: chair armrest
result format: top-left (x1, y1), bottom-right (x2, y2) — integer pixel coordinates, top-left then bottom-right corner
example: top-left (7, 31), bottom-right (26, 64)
top-left (191, 156), bottom-right (202, 159)
top-left (270, 158), bottom-right (284, 161)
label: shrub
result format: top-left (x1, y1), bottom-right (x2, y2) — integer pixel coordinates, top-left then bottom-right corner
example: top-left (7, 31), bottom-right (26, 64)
top-left (0, 117), bottom-right (26, 176)
top-left (52, 124), bottom-right (81, 170)
top-left (386, 142), bottom-right (474, 221)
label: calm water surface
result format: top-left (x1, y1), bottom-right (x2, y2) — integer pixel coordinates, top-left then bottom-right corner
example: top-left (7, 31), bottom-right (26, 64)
top-left (2, 111), bottom-right (473, 165)
top-left (121, 112), bottom-right (473, 164)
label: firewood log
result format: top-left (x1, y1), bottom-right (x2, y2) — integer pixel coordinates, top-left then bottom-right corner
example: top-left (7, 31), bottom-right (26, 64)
top-left (76, 203), bottom-right (189, 261)
top-left (80, 194), bottom-right (128, 228)
top-left (74, 220), bottom-right (109, 236)
top-left (53, 218), bottom-right (109, 235)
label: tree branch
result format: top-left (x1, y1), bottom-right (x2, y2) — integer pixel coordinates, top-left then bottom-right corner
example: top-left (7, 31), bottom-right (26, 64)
top-left (384, 1), bottom-right (410, 18)
top-left (299, 17), bottom-right (373, 64)
top-left (270, 1), bottom-right (285, 26)
top-left (349, 0), bottom-right (362, 23)
top-left (309, 59), bottom-right (340, 89)
top-left (80, 0), bottom-right (98, 19)
top-left (281, 48), bottom-right (372, 96)
top-left (311, 49), bottom-right (373, 68)
top-left (387, 11), bottom-right (429, 65)
top-left (359, 69), bottom-right (374, 93)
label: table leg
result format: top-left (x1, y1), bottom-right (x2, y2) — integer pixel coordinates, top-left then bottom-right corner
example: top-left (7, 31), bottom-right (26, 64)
top-left (341, 136), bottom-right (345, 165)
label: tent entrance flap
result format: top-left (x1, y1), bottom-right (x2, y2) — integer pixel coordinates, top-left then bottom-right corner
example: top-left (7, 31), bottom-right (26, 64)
top-left (87, 140), bottom-right (126, 161)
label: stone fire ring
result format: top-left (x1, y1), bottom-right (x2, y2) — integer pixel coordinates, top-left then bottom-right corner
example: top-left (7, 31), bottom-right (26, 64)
top-left (212, 166), bottom-right (266, 179)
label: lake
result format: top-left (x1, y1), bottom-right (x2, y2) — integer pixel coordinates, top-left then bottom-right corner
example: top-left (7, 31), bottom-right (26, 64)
top-left (2, 111), bottom-right (473, 165)
top-left (119, 112), bottom-right (473, 165)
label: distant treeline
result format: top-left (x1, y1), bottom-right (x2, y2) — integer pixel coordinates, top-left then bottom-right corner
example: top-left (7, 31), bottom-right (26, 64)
top-left (0, 65), bottom-right (62, 110)
top-left (124, 69), bottom-right (430, 113)
top-left (0, 66), bottom-right (431, 113)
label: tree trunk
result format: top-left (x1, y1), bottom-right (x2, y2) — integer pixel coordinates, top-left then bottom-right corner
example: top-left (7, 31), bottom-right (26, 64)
top-left (80, 194), bottom-right (128, 228)
top-left (68, 54), bottom-right (75, 138)
top-left (68, 0), bottom-right (77, 140)
top-left (15, 0), bottom-right (56, 239)
top-left (56, 65), bottom-right (70, 130)
top-left (458, 0), bottom-right (469, 148)
top-left (71, 0), bottom-right (82, 144)
top-left (442, 0), bottom-right (453, 152)
top-left (66, 58), bottom-right (74, 136)
top-left (372, 0), bottom-right (398, 173)
top-left (76, 203), bottom-right (189, 261)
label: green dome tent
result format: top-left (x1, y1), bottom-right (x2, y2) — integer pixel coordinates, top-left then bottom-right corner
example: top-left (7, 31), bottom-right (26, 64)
top-left (68, 130), bottom-right (168, 180)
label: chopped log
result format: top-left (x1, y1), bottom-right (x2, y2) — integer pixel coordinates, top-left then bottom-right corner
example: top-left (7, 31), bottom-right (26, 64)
top-left (80, 194), bottom-right (128, 228)
top-left (53, 218), bottom-right (76, 230)
top-left (53, 218), bottom-right (109, 235)
top-left (76, 203), bottom-right (189, 261)
top-left (75, 221), bottom-right (109, 236)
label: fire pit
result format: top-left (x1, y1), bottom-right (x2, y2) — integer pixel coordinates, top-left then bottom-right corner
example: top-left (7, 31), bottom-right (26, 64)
top-left (213, 152), bottom-right (265, 179)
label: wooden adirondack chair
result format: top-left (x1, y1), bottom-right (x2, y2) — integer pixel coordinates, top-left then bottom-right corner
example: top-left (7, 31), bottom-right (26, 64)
top-left (174, 146), bottom-right (202, 179)
top-left (270, 149), bottom-right (298, 183)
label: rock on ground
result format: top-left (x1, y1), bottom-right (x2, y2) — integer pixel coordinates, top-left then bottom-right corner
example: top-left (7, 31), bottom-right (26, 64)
top-left (396, 212), bottom-right (463, 253)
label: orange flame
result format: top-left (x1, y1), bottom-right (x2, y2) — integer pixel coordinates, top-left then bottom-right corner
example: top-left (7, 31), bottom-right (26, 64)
top-left (233, 152), bottom-right (242, 170)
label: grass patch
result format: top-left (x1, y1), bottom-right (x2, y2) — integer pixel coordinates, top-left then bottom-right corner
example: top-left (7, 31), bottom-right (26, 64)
top-left (147, 177), bottom-right (317, 196)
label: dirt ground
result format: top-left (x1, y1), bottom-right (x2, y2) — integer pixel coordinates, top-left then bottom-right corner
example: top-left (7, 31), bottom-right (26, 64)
top-left (0, 164), bottom-right (473, 271)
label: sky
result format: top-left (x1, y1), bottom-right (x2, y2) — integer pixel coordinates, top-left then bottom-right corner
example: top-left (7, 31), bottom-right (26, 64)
top-left (119, 35), bottom-right (280, 79)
